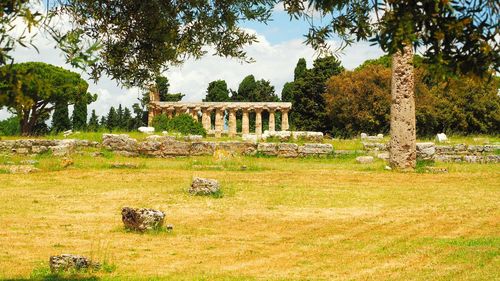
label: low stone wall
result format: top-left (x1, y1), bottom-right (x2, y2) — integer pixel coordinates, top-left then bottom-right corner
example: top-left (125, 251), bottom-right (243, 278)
top-left (0, 139), bottom-right (99, 156)
top-left (103, 134), bottom-right (333, 158)
top-left (363, 142), bottom-right (500, 163)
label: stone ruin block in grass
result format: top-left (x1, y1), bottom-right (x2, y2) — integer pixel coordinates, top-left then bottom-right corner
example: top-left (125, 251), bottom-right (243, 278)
top-left (298, 143), bottom-right (333, 157)
top-left (257, 143), bottom-right (278, 156)
top-left (189, 177), bottom-right (220, 196)
top-left (277, 143), bottom-right (298, 158)
top-left (49, 254), bottom-right (100, 273)
top-left (121, 207), bottom-right (165, 232)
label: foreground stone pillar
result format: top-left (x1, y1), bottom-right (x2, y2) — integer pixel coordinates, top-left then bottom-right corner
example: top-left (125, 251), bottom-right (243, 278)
top-left (201, 108), bottom-right (211, 131)
top-left (255, 108), bottom-right (263, 136)
top-left (268, 108), bottom-right (276, 132)
top-left (228, 108), bottom-right (237, 137)
top-left (215, 107), bottom-right (224, 138)
top-left (242, 108), bottom-right (250, 135)
top-left (281, 108), bottom-right (289, 131)
top-left (389, 44), bottom-right (416, 171)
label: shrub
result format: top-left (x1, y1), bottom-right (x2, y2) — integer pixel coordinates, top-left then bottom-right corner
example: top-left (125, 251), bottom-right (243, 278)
top-left (152, 113), bottom-right (206, 136)
top-left (0, 116), bottom-right (20, 136)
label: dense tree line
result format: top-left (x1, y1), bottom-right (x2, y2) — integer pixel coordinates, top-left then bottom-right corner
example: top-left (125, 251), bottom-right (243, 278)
top-left (324, 56), bottom-right (500, 137)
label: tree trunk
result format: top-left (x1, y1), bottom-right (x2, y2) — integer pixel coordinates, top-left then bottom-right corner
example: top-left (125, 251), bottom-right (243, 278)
top-left (389, 45), bottom-right (416, 171)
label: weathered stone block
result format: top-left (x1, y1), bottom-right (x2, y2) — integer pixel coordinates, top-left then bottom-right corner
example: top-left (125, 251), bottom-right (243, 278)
top-left (31, 146), bottom-right (48, 154)
top-left (258, 143), bottom-right (278, 156)
top-left (102, 134), bottom-right (138, 152)
top-left (416, 142), bottom-right (435, 161)
top-left (217, 142), bottom-right (257, 155)
top-left (121, 207), bottom-right (165, 231)
top-left (49, 254), bottom-right (99, 273)
top-left (190, 142), bottom-right (216, 156)
top-left (356, 156), bottom-right (374, 164)
top-left (161, 140), bottom-right (190, 156)
top-left (277, 143), bottom-right (298, 158)
top-left (363, 142), bottom-right (387, 151)
top-left (298, 143), bottom-right (333, 156)
top-left (189, 177), bottom-right (220, 195)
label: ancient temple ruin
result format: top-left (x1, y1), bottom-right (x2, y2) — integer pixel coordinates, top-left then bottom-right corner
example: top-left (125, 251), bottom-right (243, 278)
top-left (148, 92), bottom-right (292, 137)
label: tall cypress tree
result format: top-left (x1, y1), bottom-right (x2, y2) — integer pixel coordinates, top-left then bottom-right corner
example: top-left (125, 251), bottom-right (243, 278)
top-left (122, 107), bottom-right (132, 131)
top-left (88, 110), bottom-right (99, 132)
top-left (72, 99), bottom-right (88, 130)
top-left (51, 101), bottom-right (71, 133)
top-left (106, 106), bottom-right (118, 131)
top-left (116, 104), bottom-right (124, 130)
top-left (294, 58), bottom-right (307, 81)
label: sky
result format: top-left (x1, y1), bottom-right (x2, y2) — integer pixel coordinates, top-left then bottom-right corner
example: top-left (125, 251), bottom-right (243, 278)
top-left (0, 4), bottom-right (384, 120)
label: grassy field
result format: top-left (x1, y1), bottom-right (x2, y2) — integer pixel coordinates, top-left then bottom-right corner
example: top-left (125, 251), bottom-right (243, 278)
top-left (0, 151), bottom-right (499, 280)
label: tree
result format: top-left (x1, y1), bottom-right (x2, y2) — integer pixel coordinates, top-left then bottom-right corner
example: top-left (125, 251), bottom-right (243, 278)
top-left (87, 110), bottom-right (99, 132)
top-left (0, 62), bottom-right (92, 135)
top-left (116, 104), bottom-right (124, 130)
top-left (281, 82), bottom-right (294, 103)
top-left (294, 58), bottom-right (307, 80)
top-left (290, 56), bottom-right (343, 132)
top-left (155, 76), bottom-right (185, 102)
top-left (281, 0), bottom-right (499, 170)
top-left (51, 101), bottom-right (71, 133)
top-left (122, 107), bottom-right (133, 131)
top-left (106, 107), bottom-right (118, 131)
top-left (72, 99), bottom-right (88, 130)
top-left (0, 1), bottom-right (43, 66)
top-left (132, 103), bottom-right (145, 130)
top-left (53, 1), bottom-right (276, 87)
top-left (204, 80), bottom-right (231, 102)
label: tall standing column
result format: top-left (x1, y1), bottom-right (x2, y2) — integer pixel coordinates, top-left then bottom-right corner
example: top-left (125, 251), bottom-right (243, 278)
top-left (201, 108), bottom-right (211, 132)
top-left (389, 44), bottom-right (416, 171)
top-left (255, 108), bottom-right (263, 136)
top-left (268, 108), bottom-right (276, 132)
top-left (215, 107), bottom-right (224, 138)
top-left (228, 108), bottom-right (237, 137)
top-left (281, 108), bottom-right (289, 131)
top-left (242, 108), bottom-right (250, 135)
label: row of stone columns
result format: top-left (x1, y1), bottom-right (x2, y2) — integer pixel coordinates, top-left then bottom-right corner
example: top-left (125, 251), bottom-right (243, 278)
top-left (149, 102), bottom-right (292, 138)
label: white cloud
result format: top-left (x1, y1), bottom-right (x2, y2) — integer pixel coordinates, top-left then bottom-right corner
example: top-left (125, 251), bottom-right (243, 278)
top-left (1, 16), bottom-right (383, 120)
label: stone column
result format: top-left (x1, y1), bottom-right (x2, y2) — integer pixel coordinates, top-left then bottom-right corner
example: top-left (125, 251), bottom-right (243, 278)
top-left (147, 106), bottom-right (155, 126)
top-left (228, 108), bottom-right (237, 137)
top-left (166, 107), bottom-right (174, 118)
top-left (191, 108), bottom-right (199, 122)
top-left (281, 108), bottom-right (289, 131)
top-left (268, 108), bottom-right (276, 132)
top-left (215, 107), bottom-right (224, 138)
top-left (201, 108), bottom-right (211, 131)
top-left (389, 44), bottom-right (416, 171)
top-left (242, 108), bottom-right (250, 135)
top-left (255, 108), bottom-right (263, 136)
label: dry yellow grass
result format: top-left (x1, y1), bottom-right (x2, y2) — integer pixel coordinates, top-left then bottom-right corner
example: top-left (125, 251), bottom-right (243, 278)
top-left (0, 153), bottom-right (499, 280)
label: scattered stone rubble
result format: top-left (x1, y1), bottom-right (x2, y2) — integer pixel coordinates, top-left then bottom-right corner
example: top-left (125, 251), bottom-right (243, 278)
top-left (121, 207), bottom-right (165, 232)
top-left (189, 177), bottom-right (220, 195)
top-left (49, 254), bottom-right (99, 273)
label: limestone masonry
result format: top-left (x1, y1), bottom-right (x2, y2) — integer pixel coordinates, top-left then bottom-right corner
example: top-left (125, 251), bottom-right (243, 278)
top-left (0, 135), bottom-right (498, 163)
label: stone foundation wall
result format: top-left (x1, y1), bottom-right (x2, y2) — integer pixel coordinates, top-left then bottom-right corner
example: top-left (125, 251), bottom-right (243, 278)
top-left (363, 142), bottom-right (500, 163)
top-left (0, 139), bottom-right (99, 156)
top-left (0, 135), bottom-right (334, 158)
top-left (102, 134), bottom-right (333, 158)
